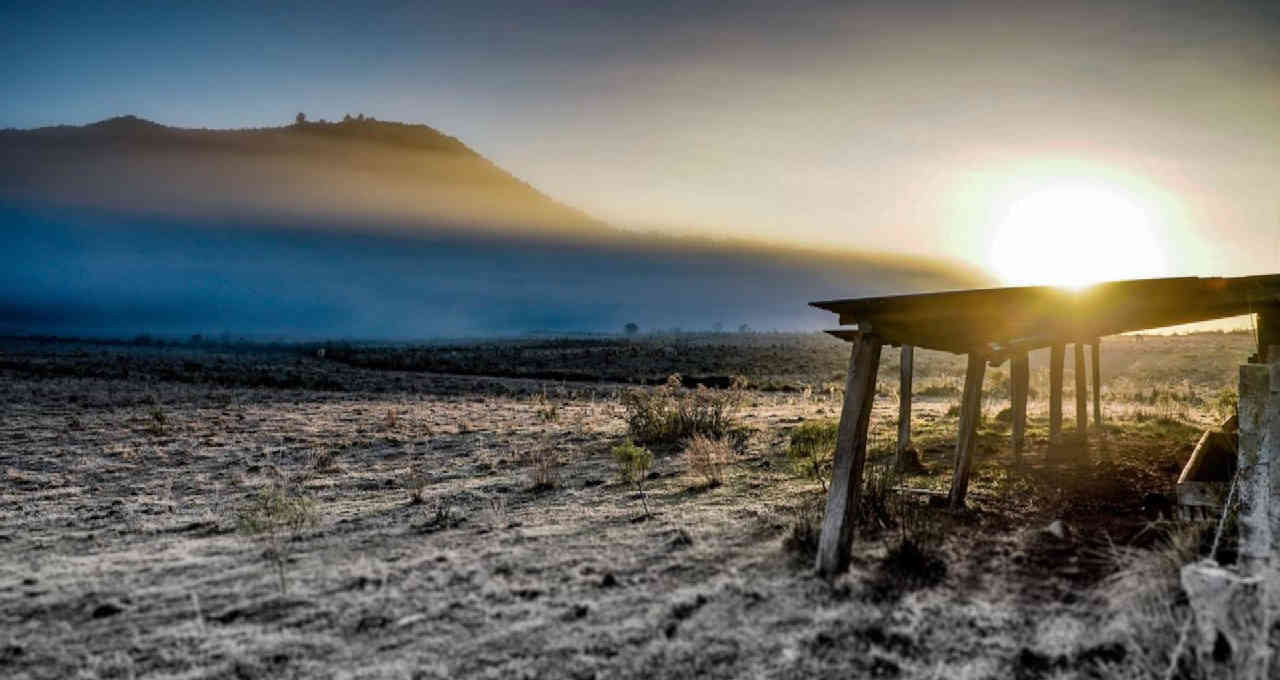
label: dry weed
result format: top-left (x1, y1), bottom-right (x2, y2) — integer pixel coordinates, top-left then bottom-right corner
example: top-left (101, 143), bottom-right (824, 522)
top-left (522, 445), bottom-right (561, 490)
top-left (1100, 522), bottom-right (1206, 678)
top-left (683, 434), bottom-right (733, 487)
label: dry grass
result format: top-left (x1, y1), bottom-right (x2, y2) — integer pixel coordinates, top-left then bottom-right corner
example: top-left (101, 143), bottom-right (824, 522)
top-left (522, 444), bottom-right (561, 490)
top-left (1099, 522), bottom-right (1208, 677)
top-left (0, 331), bottom-right (1270, 678)
top-left (682, 434), bottom-right (734, 487)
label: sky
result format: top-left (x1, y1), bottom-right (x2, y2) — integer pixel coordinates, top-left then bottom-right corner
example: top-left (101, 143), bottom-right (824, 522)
top-left (4, 0), bottom-right (1279, 283)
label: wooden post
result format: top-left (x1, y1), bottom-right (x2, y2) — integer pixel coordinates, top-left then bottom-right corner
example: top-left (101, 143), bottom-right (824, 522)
top-left (1074, 342), bottom-right (1088, 439)
top-left (1091, 339), bottom-right (1102, 426)
top-left (1049, 343), bottom-right (1064, 444)
top-left (816, 333), bottom-right (883, 577)
top-left (895, 345), bottom-right (914, 470)
top-left (1010, 351), bottom-right (1029, 465)
top-left (948, 352), bottom-right (986, 509)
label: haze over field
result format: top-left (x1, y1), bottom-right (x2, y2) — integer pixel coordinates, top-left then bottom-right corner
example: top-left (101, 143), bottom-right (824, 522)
top-left (0, 117), bottom-right (982, 338)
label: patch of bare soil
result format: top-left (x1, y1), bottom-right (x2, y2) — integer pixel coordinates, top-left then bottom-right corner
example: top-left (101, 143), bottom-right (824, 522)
top-left (0, 335), bottom-right (1263, 678)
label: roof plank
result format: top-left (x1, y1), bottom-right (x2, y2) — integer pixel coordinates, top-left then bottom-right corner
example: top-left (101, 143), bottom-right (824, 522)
top-left (814, 274), bottom-right (1280, 354)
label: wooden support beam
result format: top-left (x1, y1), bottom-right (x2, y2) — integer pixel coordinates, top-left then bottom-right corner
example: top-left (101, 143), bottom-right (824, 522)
top-left (1010, 351), bottom-right (1029, 465)
top-left (1091, 339), bottom-right (1102, 425)
top-left (1049, 343), bottom-right (1064, 444)
top-left (948, 352), bottom-right (986, 509)
top-left (1074, 342), bottom-right (1088, 438)
top-left (895, 345), bottom-right (914, 469)
top-left (816, 333), bottom-right (883, 577)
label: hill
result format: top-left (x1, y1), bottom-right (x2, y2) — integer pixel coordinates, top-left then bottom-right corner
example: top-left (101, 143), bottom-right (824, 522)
top-left (0, 115), bottom-right (602, 235)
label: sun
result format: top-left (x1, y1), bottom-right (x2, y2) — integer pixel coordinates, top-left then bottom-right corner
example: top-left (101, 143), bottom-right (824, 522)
top-left (989, 182), bottom-right (1167, 288)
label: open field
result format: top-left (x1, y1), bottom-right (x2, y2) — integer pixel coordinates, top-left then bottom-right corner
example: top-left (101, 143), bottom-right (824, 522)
top-left (0, 331), bottom-right (1274, 678)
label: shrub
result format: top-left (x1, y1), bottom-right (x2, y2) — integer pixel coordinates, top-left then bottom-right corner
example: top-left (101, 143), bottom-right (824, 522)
top-left (683, 434), bottom-right (733, 487)
top-left (237, 484), bottom-right (318, 593)
top-left (857, 462), bottom-right (900, 534)
top-left (620, 374), bottom-right (745, 445)
top-left (485, 495), bottom-right (507, 530)
top-left (307, 448), bottom-right (342, 474)
top-left (145, 407), bottom-right (166, 436)
top-left (523, 445), bottom-right (561, 490)
top-left (611, 439), bottom-right (653, 516)
top-left (1209, 387), bottom-right (1237, 422)
top-left (787, 420), bottom-right (839, 490)
top-left (916, 383), bottom-right (960, 398)
top-left (782, 496), bottom-right (825, 562)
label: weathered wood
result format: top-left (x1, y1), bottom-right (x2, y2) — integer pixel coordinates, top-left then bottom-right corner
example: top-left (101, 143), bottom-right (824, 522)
top-left (1178, 430), bottom-right (1238, 485)
top-left (815, 333), bottom-right (883, 577)
top-left (1074, 342), bottom-right (1088, 438)
top-left (1091, 339), bottom-right (1102, 425)
top-left (948, 352), bottom-right (986, 509)
top-left (1010, 352), bottom-right (1029, 464)
top-left (1237, 363), bottom-right (1273, 576)
top-left (895, 345), bottom-right (914, 469)
top-left (1049, 343), bottom-right (1064, 444)
top-left (812, 274), bottom-right (1280, 355)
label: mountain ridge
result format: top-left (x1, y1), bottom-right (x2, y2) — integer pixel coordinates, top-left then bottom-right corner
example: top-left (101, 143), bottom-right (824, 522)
top-left (0, 114), bottom-right (604, 234)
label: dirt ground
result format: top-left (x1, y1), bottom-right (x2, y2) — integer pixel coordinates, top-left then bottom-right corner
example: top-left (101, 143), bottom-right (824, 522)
top-left (0, 333), bottom-right (1272, 679)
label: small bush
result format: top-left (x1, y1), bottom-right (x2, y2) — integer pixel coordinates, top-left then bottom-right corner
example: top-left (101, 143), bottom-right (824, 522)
top-left (782, 497), bottom-right (824, 562)
top-left (683, 434), bottom-right (733, 487)
top-left (485, 495), bottom-right (507, 530)
top-left (916, 383), bottom-right (960, 398)
top-left (857, 462), bottom-right (900, 535)
top-left (523, 446), bottom-right (561, 490)
top-left (787, 420), bottom-right (839, 490)
top-left (611, 439), bottom-right (653, 516)
top-left (145, 407), bottom-right (166, 436)
top-left (307, 448), bottom-right (342, 474)
top-left (612, 439), bottom-right (653, 485)
top-left (620, 374), bottom-right (744, 445)
top-left (1209, 387), bottom-right (1237, 422)
top-left (237, 485), bottom-right (318, 593)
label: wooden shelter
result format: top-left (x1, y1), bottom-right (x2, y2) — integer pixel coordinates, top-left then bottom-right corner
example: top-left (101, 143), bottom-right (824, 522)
top-left (810, 274), bottom-right (1280, 576)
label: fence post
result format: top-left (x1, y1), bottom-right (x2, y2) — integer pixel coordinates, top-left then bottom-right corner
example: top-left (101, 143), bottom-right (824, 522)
top-left (1238, 352), bottom-right (1277, 575)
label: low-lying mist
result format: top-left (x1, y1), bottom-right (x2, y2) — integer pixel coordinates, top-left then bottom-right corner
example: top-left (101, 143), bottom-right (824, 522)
top-left (2, 203), bottom-right (982, 340)
top-left (1, 117), bottom-right (986, 339)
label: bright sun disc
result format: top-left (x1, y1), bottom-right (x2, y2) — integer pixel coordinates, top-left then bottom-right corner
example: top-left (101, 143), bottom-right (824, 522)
top-left (989, 183), bottom-right (1167, 288)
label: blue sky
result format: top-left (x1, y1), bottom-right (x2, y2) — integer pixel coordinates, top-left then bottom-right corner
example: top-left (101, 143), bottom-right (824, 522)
top-left (4, 1), bottom-right (1279, 278)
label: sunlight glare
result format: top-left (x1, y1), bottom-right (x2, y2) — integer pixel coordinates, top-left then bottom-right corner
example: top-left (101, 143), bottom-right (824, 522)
top-left (989, 183), bottom-right (1167, 288)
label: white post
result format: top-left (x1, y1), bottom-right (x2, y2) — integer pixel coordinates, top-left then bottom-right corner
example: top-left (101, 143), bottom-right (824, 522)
top-left (1224, 348), bottom-right (1278, 678)
top-left (1238, 352), bottom-right (1278, 575)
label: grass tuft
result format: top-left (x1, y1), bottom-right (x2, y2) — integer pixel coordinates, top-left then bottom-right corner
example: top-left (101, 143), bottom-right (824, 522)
top-left (620, 373), bottom-right (745, 446)
top-left (683, 434), bottom-right (733, 487)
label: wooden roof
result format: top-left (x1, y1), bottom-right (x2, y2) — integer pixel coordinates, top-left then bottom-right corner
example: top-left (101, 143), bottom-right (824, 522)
top-left (813, 274), bottom-right (1280, 357)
